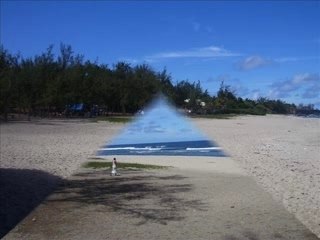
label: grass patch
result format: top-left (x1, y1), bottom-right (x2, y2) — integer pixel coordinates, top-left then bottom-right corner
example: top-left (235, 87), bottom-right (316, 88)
top-left (92, 116), bottom-right (133, 123)
top-left (191, 114), bottom-right (239, 119)
top-left (83, 161), bottom-right (168, 170)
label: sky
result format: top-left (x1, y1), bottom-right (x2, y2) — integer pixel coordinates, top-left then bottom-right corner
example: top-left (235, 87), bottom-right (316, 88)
top-left (107, 96), bottom-right (209, 145)
top-left (1, 1), bottom-right (319, 107)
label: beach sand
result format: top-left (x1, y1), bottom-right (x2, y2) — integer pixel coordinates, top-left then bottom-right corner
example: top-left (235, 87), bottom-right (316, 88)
top-left (193, 115), bottom-right (320, 237)
top-left (0, 115), bottom-right (319, 237)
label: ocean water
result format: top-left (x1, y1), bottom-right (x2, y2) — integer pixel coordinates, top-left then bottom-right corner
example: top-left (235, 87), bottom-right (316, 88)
top-left (97, 140), bottom-right (226, 157)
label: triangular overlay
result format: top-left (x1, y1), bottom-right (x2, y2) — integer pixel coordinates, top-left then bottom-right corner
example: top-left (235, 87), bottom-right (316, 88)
top-left (97, 96), bottom-right (226, 157)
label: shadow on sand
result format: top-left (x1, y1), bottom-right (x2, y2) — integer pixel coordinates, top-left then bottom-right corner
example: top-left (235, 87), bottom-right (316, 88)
top-left (49, 170), bottom-right (207, 226)
top-left (0, 168), bottom-right (62, 238)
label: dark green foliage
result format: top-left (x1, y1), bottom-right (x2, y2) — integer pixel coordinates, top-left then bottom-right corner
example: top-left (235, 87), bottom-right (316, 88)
top-left (0, 44), bottom-right (303, 120)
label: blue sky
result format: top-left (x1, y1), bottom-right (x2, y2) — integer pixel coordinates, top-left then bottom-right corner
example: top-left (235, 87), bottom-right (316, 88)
top-left (1, 1), bottom-right (319, 107)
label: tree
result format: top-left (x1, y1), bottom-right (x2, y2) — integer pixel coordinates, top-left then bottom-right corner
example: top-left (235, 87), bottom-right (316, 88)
top-left (158, 68), bottom-right (175, 102)
top-left (0, 46), bottom-right (20, 120)
top-left (214, 81), bottom-right (237, 111)
top-left (1, 44), bottom-right (313, 119)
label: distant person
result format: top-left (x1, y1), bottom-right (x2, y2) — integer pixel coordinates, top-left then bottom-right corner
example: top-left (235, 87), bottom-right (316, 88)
top-left (110, 157), bottom-right (119, 176)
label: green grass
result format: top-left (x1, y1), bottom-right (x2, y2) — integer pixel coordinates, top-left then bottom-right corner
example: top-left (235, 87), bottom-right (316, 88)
top-left (83, 161), bottom-right (168, 170)
top-left (191, 114), bottom-right (239, 119)
top-left (93, 116), bottom-right (133, 123)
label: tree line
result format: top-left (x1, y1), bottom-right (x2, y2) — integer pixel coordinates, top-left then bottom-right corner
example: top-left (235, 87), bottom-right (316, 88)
top-left (0, 44), bottom-right (316, 120)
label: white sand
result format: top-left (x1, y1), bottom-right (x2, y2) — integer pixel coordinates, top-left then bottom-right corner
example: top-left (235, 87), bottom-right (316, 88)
top-left (0, 120), bottom-right (123, 177)
top-left (194, 115), bottom-right (320, 237)
top-left (113, 155), bottom-right (246, 175)
top-left (0, 115), bottom-right (319, 236)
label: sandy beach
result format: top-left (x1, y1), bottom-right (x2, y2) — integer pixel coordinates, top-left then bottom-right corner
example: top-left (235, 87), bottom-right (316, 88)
top-left (193, 115), bottom-right (320, 237)
top-left (1, 115), bottom-right (319, 238)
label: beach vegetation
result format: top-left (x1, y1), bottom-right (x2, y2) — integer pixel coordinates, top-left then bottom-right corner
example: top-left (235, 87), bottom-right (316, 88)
top-left (1, 44), bottom-right (318, 121)
top-left (93, 116), bottom-right (132, 123)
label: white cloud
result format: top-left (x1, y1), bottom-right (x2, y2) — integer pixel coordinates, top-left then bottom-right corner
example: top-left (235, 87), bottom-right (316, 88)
top-left (236, 55), bottom-right (272, 71)
top-left (268, 73), bottom-right (320, 99)
top-left (236, 55), bottom-right (319, 70)
top-left (146, 46), bottom-right (240, 61)
top-left (291, 73), bottom-right (318, 84)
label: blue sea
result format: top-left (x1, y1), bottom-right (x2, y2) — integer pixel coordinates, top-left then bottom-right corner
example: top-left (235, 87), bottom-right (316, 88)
top-left (97, 140), bottom-right (226, 157)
